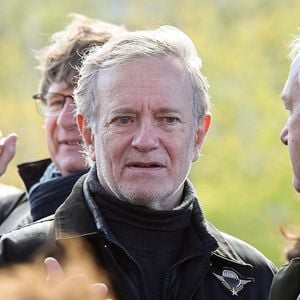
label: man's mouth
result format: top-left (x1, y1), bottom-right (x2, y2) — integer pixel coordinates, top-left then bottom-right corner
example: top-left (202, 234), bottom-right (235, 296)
top-left (60, 140), bottom-right (81, 146)
top-left (127, 162), bottom-right (164, 168)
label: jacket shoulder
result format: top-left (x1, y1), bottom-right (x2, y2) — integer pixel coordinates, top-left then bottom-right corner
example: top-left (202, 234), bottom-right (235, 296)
top-left (0, 188), bottom-right (26, 224)
top-left (0, 216), bottom-right (56, 265)
top-left (207, 224), bottom-right (277, 299)
top-left (0, 194), bottom-right (30, 235)
top-left (221, 231), bottom-right (276, 271)
top-left (207, 222), bottom-right (277, 275)
top-left (268, 258), bottom-right (300, 300)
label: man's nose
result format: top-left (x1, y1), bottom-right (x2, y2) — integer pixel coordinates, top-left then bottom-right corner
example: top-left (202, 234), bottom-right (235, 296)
top-left (131, 121), bottom-right (159, 152)
top-left (280, 123), bottom-right (289, 146)
top-left (56, 99), bottom-right (76, 128)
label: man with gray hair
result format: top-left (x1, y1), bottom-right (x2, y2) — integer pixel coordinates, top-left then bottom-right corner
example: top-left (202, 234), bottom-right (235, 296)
top-left (0, 26), bottom-right (276, 299)
top-left (268, 35), bottom-right (300, 300)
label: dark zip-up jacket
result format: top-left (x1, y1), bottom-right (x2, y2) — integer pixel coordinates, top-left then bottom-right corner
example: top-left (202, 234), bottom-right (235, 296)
top-left (0, 175), bottom-right (276, 299)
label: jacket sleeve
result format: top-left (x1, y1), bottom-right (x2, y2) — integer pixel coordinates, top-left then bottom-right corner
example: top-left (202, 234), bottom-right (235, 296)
top-left (0, 217), bottom-right (56, 266)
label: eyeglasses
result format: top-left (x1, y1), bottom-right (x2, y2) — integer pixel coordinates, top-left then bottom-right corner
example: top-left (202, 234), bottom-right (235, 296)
top-left (32, 93), bottom-right (75, 117)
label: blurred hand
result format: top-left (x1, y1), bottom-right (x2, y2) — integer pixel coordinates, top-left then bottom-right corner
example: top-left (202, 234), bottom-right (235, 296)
top-left (44, 257), bottom-right (111, 300)
top-left (0, 131), bottom-right (17, 177)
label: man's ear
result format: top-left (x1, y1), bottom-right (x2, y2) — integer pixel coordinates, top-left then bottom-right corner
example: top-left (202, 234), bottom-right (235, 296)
top-left (192, 114), bottom-right (211, 162)
top-left (76, 114), bottom-right (95, 161)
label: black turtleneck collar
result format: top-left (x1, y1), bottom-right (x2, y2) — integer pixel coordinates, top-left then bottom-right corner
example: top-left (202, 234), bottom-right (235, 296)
top-left (86, 166), bottom-right (195, 231)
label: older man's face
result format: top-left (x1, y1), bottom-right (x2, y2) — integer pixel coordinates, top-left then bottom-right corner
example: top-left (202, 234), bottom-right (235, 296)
top-left (86, 56), bottom-right (210, 209)
top-left (280, 56), bottom-right (300, 192)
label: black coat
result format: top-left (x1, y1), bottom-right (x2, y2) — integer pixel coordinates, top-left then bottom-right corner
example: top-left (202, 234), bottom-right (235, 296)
top-left (0, 175), bottom-right (277, 300)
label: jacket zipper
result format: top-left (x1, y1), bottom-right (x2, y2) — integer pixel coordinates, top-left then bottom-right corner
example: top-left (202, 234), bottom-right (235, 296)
top-left (83, 181), bottom-right (151, 300)
top-left (103, 234), bottom-right (151, 300)
top-left (161, 252), bottom-right (210, 300)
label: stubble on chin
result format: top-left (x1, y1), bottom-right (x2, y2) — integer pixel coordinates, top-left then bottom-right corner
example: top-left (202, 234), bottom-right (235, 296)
top-left (116, 186), bottom-right (178, 210)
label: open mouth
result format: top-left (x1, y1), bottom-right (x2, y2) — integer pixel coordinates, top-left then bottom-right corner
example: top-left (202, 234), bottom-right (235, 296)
top-left (66, 141), bottom-right (79, 145)
top-left (60, 140), bottom-right (80, 146)
top-left (127, 162), bottom-right (164, 168)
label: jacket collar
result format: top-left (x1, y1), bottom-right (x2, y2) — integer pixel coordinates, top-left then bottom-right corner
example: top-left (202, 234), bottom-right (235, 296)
top-left (188, 200), bottom-right (253, 268)
top-left (54, 175), bottom-right (98, 239)
top-left (207, 222), bottom-right (253, 268)
top-left (54, 175), bottom-right (253, 270)
top-left (54, 176), bottom-right (202, 242)
top-left (17, 159), bottom-right (52, 192)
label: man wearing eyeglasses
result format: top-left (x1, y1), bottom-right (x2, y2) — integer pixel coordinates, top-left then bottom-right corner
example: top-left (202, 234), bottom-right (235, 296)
top-left (0, 14), bottom-right (125, 233)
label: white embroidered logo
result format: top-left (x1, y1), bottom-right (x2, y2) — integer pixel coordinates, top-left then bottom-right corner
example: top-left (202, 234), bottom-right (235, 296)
top-left (213, 268), bottom-right (254, 296)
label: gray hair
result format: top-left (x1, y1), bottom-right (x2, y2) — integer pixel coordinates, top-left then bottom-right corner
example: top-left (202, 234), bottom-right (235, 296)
top-left (289, 36), bottom-right (300, 61)
top-left (74, 25), bottom-right (210, 129)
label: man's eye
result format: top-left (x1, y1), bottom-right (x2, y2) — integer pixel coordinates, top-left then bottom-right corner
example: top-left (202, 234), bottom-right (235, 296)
top-left (118, 116), bottom-right (132, 124)
top-left (163, 117), bottom-right (177, 124)
top-left (48, 100), bottom-right (64, 110)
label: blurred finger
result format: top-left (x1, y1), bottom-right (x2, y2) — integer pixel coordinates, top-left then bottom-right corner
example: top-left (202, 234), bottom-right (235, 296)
top-left (0, 133), bottom-right (17, 176)
top-left (90, 283), bottom-right (108, 298)
top-left (44, 257), bottom-right (64, 286)
top-left (53, 273), bottom-right (89, 298)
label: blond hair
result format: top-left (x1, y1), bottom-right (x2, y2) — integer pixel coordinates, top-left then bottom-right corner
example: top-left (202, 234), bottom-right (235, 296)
top-left (35, 13), bottom-right (126, 95)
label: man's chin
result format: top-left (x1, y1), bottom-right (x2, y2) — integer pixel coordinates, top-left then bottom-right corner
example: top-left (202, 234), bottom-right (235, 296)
top-left (57, 161), bottom-right (87, 176)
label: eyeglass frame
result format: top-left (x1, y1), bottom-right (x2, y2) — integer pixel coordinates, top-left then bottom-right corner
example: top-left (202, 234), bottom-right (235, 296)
top-left (32, 92), bottom-right (75, 117)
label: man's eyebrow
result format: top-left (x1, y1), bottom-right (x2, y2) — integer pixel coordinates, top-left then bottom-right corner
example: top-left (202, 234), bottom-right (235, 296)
top-left (155, 108), bottom-right (181, 114)
top-left (109, 107), bottom-right (136, 115)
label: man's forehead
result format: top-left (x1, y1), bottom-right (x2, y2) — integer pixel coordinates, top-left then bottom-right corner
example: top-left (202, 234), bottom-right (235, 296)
top-left (281, 57), bottom-right (300, 97)
top-left (290, 56), bottom-right (300, 80)
top-left (281, 78), bottom-right (292, 101)
top-left (96, 56), bottom-right (190, 96)
top-left (98, 56), bottom-right (185, 77)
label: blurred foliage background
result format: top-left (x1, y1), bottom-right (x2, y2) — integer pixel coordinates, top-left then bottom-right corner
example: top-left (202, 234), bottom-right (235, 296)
top-left (1, 0), bottom-right (300, 267)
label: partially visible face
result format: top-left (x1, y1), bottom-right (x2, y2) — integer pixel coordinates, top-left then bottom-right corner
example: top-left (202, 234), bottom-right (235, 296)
top-left (45, 81), bottom-right (86, 176)
top-left (280, 56), bottom-right (300, 192)
top-left (80, 56), bottom-right (210, 210)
